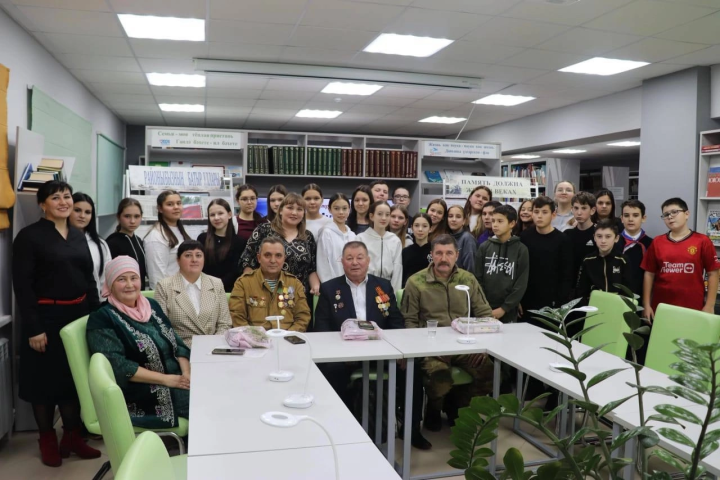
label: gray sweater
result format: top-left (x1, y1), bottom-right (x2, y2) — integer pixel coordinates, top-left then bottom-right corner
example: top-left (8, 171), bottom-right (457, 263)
top-left (451, 229), bottom-right (477, 273)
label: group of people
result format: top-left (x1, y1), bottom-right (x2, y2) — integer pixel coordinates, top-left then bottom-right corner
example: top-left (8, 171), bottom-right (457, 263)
top-left (13, 177), bottom-right (720, 466)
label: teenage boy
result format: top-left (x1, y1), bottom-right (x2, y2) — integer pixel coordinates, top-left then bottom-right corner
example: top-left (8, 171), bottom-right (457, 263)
top-left (565, 192), bottom-right (597, 287)
top-left (576, 219), bottom-right (632, 299)
top-left (616, 200), bottom-right (653, 297)
top-left (519, 196), bottom-right (573, 323)
top-left (641, 198), bottom-right (720, 319)
top-left (475, 205), bottom-right (529, 323)
top-left (369, 180), bottom-right (389, 203)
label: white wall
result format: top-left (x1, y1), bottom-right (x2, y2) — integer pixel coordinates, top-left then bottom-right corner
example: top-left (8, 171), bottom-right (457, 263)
top-left (460, 88), bottom-right (642, 153)
top-left (712, 64), bottom-right (720, 119)
top-left (0, 9), bottom-right (125, 317)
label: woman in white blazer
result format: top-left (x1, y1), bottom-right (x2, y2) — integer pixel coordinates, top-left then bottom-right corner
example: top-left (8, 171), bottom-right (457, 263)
top-left (154, 240), bottom-right (232, 347)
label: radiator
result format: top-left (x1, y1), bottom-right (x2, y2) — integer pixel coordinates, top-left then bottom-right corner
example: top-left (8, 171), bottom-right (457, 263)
top-left (0, 339), bottom-right (12, 439)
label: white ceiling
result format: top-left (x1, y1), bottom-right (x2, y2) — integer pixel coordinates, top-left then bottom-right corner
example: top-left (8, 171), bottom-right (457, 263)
top-left (2, 0), bottom-right (720, 137)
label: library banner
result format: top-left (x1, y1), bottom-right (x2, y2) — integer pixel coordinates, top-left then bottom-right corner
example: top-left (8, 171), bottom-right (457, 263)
top-left (423, 140), bottom-right (500, 159)
top-left (128, 166), bottom-right (224, 191)
top-left (150, 129), bottom-right (242, 150)
top-left (444, 175), bottom-right (531, 199)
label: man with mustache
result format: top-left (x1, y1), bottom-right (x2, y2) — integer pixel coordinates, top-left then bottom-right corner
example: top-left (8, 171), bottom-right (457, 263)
top-left (402, 234), bottom-right (494, 433)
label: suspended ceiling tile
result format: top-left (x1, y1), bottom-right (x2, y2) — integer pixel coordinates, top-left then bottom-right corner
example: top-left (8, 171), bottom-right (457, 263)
top-left (279, 47), bottom-right (358, 65)
top-left (129, 39), bottom-right (209, 60)
top-left (260, 90), bottom-right (317, 101)
top-left (500, 49), bottom-right (590, 71)
top-left (655, 11), bottom-right (720, 45)
top-left (433, 41), bottom-right (524, 65)
top-left (154, 95), bottom-right (205, 106)
top-left (40, 32), bottom-right (133, 56)
top-left (150, 86), bottom-right (206, 98)
top-left (666, 0), bottom-right (720, 6)
top-left (137, 58), bottom-right (197, 74)
top-left (288, 26), bottom-right (378, 51)
top-left (373, 86), bottom-right (434, 99)
top-left (254, 99), bottom-right (308, 110)
top-left (108, 0), bottom-right (206, 18)
top-left (607, 38), bottom-right (709, 63)
top-left (110, 101), bottom-right (164, 112)
top-left (345, 103), bottom-right (399, 115)
top-left (409, 0), bottom-right (521, 16)
top-left (535, 27), bottom-right (642, 56)
top-left (16, 6), bottom-right (124, 35)
top-left (528, 71), bottom-right (642, 92)
top-left (360, 95), bottom-right (418, 107)
top-left (205, 105), bottom-right (253, 116)
top-left (71, 69), bottom-right (147, 84)
top-left (57, 53), bottom-right (141, 72)
top-left (209, 0), bottom-right (305, 24)
top-left (248, 111), bottom-right (298, 120)
top-left (12, 0), bottom-right (109, 10)
top-left (472, 64), bottom-right (548, 83)
top-left (501, 0), bottom-right (634, 26)
top-left (583, 0), bottom-right (717, 37)
top-left (206, 97), bottom-right (256, 108)
top-left (205, 87), bottom-right (264, 99)
top-left (209, 20), bottom-right (295, 45)
top-left (207, 43), bottom-right (284, 61)
top-left (98, 93), bottom-right (155, 104)
top-left (615, 62), bottom-right (689, 79)
top-left (308, 92), bottom-right (366, 105)
top-left (406, 99), bottom-right (467, 111)
top-left (463, 17), bottom-right (571, 48)
top-left (265, 78), bottom-right (328, 92)
top-left (659, 45), bottom-right (720, 65)
top-left (301, 0), bottom-right (403, 31)
top-left (206, 75), bottom-right (268, 90)
top-left (91, 83), bottom-right (152, 95)
top-left (382, 7), bottom-right (493, 39)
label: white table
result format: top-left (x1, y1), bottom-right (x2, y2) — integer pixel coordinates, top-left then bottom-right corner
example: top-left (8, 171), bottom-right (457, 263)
top-left (187, 443), bottom-right (401, 480)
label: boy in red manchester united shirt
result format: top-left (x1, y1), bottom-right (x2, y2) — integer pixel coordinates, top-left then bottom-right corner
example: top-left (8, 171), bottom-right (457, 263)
top-left (641, 197), bottom-right (720, 320)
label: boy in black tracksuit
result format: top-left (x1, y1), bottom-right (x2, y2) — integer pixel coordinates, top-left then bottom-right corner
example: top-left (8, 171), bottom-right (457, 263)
top-left (612, 199), bottom-right (654, 297)
top-left (565, 192), bottom-right (597, 296)
top-left (576, 218), bottom-right (633, 299)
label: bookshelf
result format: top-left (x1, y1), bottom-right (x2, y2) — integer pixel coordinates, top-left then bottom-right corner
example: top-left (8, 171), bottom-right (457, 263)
top-left (696, 129), bottom-right (720, 247)
top-left (500, 160), bottom-right (546, 204)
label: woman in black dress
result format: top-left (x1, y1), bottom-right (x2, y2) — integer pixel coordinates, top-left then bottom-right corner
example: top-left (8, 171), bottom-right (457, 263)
top-left (197, 199), bottom-right (246, 292)
top-left (12, 181), bottom-right (101, 467)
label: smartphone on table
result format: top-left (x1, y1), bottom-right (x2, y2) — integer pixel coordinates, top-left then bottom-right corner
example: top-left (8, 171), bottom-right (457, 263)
top-left (212, 348), bottom-right (245, 355)
top-left (357, 321), bottom-right (374, 330)
top-left (284, 335), bottom-right (306, 345)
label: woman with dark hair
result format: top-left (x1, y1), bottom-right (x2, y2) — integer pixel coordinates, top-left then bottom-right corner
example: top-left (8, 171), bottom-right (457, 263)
top-left (13, 181), bottom-right (101, 467)
top-left (234, 184), bottom-right (263, 241)
top-left (595, 188), bottom-right (624, 232)
top-left (144, 190), bottom-right (191, 289)
top-left (402, 213), bottom-right (432, 286)
top-left (513, 199), bottom-right (534, 236)
top-left (154, 240), bottom-right (232, 347)
top-left (70, 192), bottom-right (111, 299)
top-left (197, 199), bottom-right (246, 292)
top-left (347, 185), bottom-right (372, 234)
top-left (464, 186), bottom-right (492, 238)
top-left (241, 193), bottom-right (320, 295)
top-left (303, 183), bottom-right (331, 238)
top-left (106, 198), bottom-right (147, 290)
top-left (427, 198), bottom-right (450, 242)
top-left (477, 201), bottom-right (502, 245)
top-left (316, 193), bottom-right (356, 282)
top-left (264, 184), bottom-right (287, 223)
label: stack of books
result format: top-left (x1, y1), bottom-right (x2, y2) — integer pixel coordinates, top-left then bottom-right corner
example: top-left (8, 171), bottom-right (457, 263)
top-left (702, 145), bottom-right (720, 154)
top-left (707, 166), bottom-right (720, 197)
top-left (306, 148), bottom-right (362, 177)
top-left (365, 150), bottom-right (418, 178)
top-left (17, 158), bottom-right (64, 192)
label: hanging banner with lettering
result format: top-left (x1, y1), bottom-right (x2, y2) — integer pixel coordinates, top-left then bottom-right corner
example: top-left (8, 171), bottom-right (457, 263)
top-left (423, 140), bottom-right (500, 159)
top-left (150, 129), bottom-right (243, 149)
top-left (128, 166), bottom-right (224, 191)
top-left (444, 175), bottom-right (531, 199)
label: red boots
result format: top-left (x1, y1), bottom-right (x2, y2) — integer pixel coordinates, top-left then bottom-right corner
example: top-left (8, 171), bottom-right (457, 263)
top-left (38, 430), bottom-right (62, 467)
top-left (59, 427), bottom-right (101, 460)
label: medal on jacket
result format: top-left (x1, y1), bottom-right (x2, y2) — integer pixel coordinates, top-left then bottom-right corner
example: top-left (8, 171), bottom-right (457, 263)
top-left (375, 286), bottom-right (390, 317)
top-left (277, 286), bottom-right (294, 314)
top-left (247, 296), bottom-right (259, 307)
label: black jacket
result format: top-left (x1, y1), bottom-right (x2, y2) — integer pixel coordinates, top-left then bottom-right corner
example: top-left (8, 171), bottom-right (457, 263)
top-left (106, 232), bottom-right (147, 291)
top-left (314, 274), bottom-right (404, 332)
top-left (576, 250), bottom-right (633, 300)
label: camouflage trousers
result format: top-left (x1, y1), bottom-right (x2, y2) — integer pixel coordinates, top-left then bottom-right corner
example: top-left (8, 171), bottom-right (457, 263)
top-left (421, 355), bottom-right (495, 412)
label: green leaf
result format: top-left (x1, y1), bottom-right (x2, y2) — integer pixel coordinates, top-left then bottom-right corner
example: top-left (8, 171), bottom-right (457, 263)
top-left (570, 323), bottom-right (602, 341)
top-left (657, 427), bottom-right (697, 448)
top-left (533, 316), bottom-right (562, 332)
top-left (448, 457), bottom-right (467, 470)
top-left (524, 392), bottom-right (551, 408)
top-left (557, 367), bottom-right (587, 382)
top-left (655, 404), bottom-right (703, 425)
top-left (623, 358), bottom-right (644, 372)
top-left (646, 414), bottom-right (685, 427)
top-left (536, 461), bottom-right (563, 480)
top-left (542, 402), bottom-right (567, 426)
top-left (635, 326), bottom-right (651, 335)
top-left (497, 394), bottom-right (520, 414)
top-left (465, 465), bottom-right (496, 480)
top-left (563, 426), bottom-right (591, 448)
top-left (685, 464), bottom-right (706, 478)
top-left (540, 347), bottom-right (575, 365)
top-left (664, 386), bottom-right (708, 406)
top-left (700, 440), bottom-right (720, 459)
top-left (610, 426), bottom-right (656, 451)
top-left (542, 331), bottom-right (572, 349)
top-left (587, 368), bottom-right (627, 389)
top-left (640, 429), bottom-right (661, 449)
top-left (674, 338), bottom-right (700, 350)
top-left (566, 316), bottom-right (589, 329)
top-left (598, 394), bottom-right (637, 417)
top-left (502, 448), bottom-right (525, 480)
top-left (577, 343), bottom-right (613, 363)
top-left (614, 283), bottom-right (635, 298)
top-left (704, 429), bottom-right (720, 444)
top-left (475, 429), bottom-right (498, 446)
top-left (472, 448), bottom-right (495, 458)
top-left (469, 396), bottom-right (502, 417)
top-left (652, 448), bottom-right (687, 471)
top-left (623, 332), bottom-right (644, 351)
top-left (669, 362), bottom-right (711, 382)
top-left (471, 457), bottom-right (489, 467)
top-left (521, 407), bottom-right (544, 424)
top-left (450, 450), bottom-right (470, 463)
top-left (623, 310), bottom-right (641, 330)
top-left (669, 374), bottom-right (711, 395)
top-left (648, 471), bottom-right (674, 480)
top-left (570, 399), bottom-right (599, 413)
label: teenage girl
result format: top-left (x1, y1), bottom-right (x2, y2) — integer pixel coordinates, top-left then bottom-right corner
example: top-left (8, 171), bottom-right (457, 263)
top-left (464, 186), bottom-right (492, 238)
top-left (303, 183), bottom-right (331, 239)
top-left (70, 192), bottom-right (111, 299)
top-left (197, 199), bottom-right (247, 292)
top-left (595, 188), bottom-right (624, 232)
top-left (106, 197), bottom-right (147, 290)
top-left (512, 199), bottom-right (534, 236)
top-left (264, 184), bottom-right (287, 223)
top-left (144, 190), bottom-right (191, 289)
top-left (357, 201), bottom-right (403, 292)
top-left (316, 193), bottom-right (356, 282)
top-left (427, 198), bottom-right (450, 242)
top-left (389, 204), bottom-right (413, 248)
top-left (447, 204), bottom-right (477, 271)
top-left (552, 181), bottom-right (576, 232)
top-left (234, 184), bottom-right (263, 241)
top-left (477, 201), bottom-right (502, 245)
top-left (402, 213), bottom-right (432, 286)
top-left (347, 185), bottom-right (372, 235)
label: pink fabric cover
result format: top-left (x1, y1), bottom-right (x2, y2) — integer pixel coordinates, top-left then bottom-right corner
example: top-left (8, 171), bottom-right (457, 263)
top-left (225, 326), bottom-right (272, 349)
top-left (340, 319), bottom-right (382, 341)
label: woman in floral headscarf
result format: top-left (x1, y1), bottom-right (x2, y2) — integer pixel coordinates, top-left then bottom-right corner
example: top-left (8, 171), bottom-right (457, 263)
top-left (86, 256), bottom-right (190, 429)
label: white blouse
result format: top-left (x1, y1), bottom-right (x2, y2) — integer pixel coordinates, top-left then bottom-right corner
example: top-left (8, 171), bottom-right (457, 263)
top-left (85, 232), bottom-right (111, 299)
top-left (144, 225), bottom-right (184, 289)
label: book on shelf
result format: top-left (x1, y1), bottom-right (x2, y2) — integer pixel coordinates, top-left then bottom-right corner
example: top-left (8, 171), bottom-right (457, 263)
top-left (247, 145), bottom-right (305, 175)
top-left (306, 148), bottom-right (362, 176)
top-left (504, 163), bottom-right (546, 186)
top-left (365, 150), bottom-right (417, 178)
top-left (702, 145), bottom-right (720, 153)
top-left (707, 167), bottom-right (720, 197)
top-left (708, 211), bottom-right (720, 246)
top-left (424, 171), bottom-right (443, 183)
top-left (18, 158), bottom-right (66, 191)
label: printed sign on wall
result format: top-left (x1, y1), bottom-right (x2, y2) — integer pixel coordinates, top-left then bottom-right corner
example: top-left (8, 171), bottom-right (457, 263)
top-left (444, 175), bottom-right (531, 199)
top-left (128, 166), bottom-right (224, 191)
top-left (423, 141), bottom-right (500, 159)
top-left (150, 129), bottom-right (243, 150)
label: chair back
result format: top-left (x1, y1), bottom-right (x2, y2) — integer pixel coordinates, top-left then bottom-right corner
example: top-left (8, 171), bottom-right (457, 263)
top-left (646, 303), bottom-right (720, 376)
top-left (141, 290), bottom-right (154, 299)
top-left (582, 291), bottom-right (632, 358)
top-left (226, 292), bottom-right (231, 301)
top-left (88, 353), bottom-right (138, 473)
top-left (115, 431), bottom-right (176, 480)
top-left (60, 315), bottom-right (101, 434)
top-left (396, 288), bottom-right (403, 306)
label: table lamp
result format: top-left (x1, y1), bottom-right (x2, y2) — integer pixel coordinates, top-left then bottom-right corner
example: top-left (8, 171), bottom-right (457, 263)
top-left (282, 332), bottom-right (315, 409)
top-left (548, 305), bottom-right (599, 372)
top-left (260, 412), bottom-right (339, 479)
top-left (266, 315), bottom-right (294, 382)
top-left (454, 285), bottom-right (476, 345)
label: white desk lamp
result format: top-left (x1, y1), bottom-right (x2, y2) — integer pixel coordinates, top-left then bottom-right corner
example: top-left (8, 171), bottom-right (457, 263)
top-left (548, 305), bottom-right (599, 372)
top-left (282, 332), bottom-right (315, 409)
top-left (261, 412), bottom-right (339, 480)
top-left (454, 285), bottom-right (476, 345)
top-left (266, 316), bottom-right (294, 382)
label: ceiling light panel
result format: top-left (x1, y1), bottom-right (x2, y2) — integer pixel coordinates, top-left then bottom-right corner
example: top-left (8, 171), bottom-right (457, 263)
top-left (296, 109), bottom-right (343, 118)
top-left (159, 103), bottom-right (204, 112)
top-left (511, 155), bottom-right (541, 159)
top-left (118, 14), bottom-right (205, 41)
top-left (559, 57), bottom-right (649, 76)
top-left (552, 149), bottom-right (586, 154)
top-left (364, 33), bottom-right (454, 58)
top-left (147, 73), bottom-right (205, 88)
top-left (419, 116), bottom-right (466, 124)
top-left (321, 82), bottom-right (383, 96)
top-left (608, 141), bottom-right (641, 147)
top-left (473, 94), bottom-right (535, 106)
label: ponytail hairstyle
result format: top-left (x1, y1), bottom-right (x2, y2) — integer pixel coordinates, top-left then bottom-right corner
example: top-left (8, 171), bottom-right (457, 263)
top-left (115, 197), bottom-right (143, 232)
top-left (266, 184), bottom-right (288, 222)
top-left (204, 198), bottom-right (235, 265)
top-left (389, 204), bottom-right (410, 248)
top-left (427, 198), bottom-right (450, 242)
top-left (271, 192), bottom-right (308, 241)
top-left (347, 184), bottom-right (373, 232)
top-left (72, 192), bottom-right (105, 276)
top-left (150, 190), bottom-right (190, 249)
top-left (235, 183), bottom-right (263, 222)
